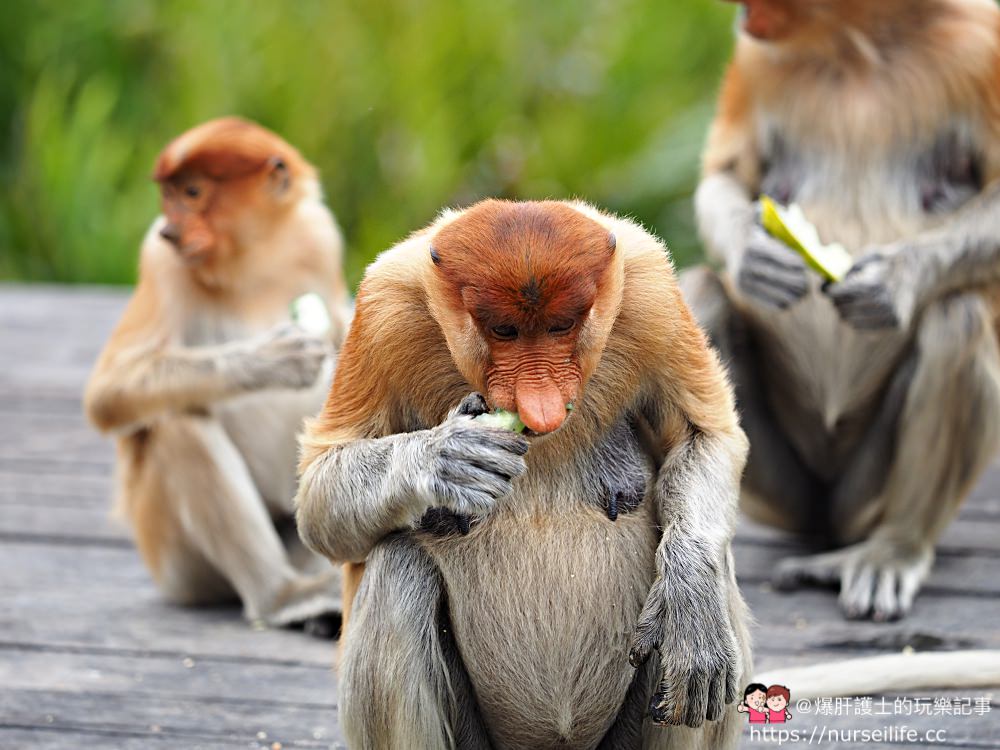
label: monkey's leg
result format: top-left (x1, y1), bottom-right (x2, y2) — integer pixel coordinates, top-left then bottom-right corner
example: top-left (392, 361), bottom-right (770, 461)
top-left (776, 291), bottom-right (1000, 620)
top-left (125, 414), bottom-right (341, 626)
top-left (680, 267), bottom-right (827, 535)
top-left (339, 535), bottom-right (492, 750)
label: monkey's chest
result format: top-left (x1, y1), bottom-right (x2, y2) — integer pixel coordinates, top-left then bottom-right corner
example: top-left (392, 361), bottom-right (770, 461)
top-left (424, 503), bottom-right (659, 749)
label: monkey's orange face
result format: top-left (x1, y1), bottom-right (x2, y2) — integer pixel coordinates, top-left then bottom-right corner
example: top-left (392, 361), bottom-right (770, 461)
top-left (431, 201), bottom-right (618, 435)
top-left (726, 0), bottom-right (801, 40)
top-left (727, 0), bottom-right (850, 42)
top-left (471, 290), bottom-right (588, 436)
top-left (159, 175), bottom-right (220, 264)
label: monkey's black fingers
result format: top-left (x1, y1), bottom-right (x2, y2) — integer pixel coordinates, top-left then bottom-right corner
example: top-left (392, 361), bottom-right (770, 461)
top-left (628, 584), bottom-right (666, 668)
top-left (740, 266), bottom-right (808, 301)
top-left (744, 241), bottom-right (807, 272)
top-left (455, 392), bottom-right (490, 417)
top-left (440, 462), bottom-right (516, 498)
top-left (456, 424), bottom-right (530, 457)
top-left (706, 670), bottom-right (727, 722)
top-left (833, 297), bottom-right (900, 330)
top-left (444, 440), bottom-right (527, 482)
top-left (649, 680), bottom-right (684, 726)
top-left (683, 669), bottom-right (709, 728)
top-left (739, 275), bottom-right (803, 310)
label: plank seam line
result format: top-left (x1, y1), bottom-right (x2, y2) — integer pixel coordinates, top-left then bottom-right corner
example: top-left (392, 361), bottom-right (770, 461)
top-left (0, 640), bottom-right (332, 670)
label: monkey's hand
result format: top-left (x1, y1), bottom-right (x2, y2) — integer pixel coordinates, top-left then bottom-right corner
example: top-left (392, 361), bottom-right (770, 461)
top-left (734, 227), bottom-right (810, 310)
top-left (629, 546), bottom-right (741, 727)
top-left (824, 251), bottom-right (917, 330)
top-left (231, 324), bottom-right (330, 391)
top-left (414, 393), bottom-right (528, 520)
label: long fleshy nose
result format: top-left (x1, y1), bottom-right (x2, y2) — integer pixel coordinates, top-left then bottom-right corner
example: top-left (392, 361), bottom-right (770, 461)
top-left (514, 377), bottom-right (567, 434)
top-left (159, 223), bottom-right (182, 247)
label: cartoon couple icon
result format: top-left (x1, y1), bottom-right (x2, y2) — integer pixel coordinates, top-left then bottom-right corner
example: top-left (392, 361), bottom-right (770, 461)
top-left (737, 683), bottom-right (792, 724)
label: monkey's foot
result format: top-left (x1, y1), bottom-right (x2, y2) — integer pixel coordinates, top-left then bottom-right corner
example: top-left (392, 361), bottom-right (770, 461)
top-left (772, 541), bottom-right (933, 621)
top-left (254, 573), bottom-right (343, 638)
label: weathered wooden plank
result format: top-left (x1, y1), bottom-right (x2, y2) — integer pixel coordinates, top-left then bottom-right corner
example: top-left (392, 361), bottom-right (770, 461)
top-left (742, 585), bottom-right (1000, 655)
top-left (738, 517), bottom-right (1000, 558)
top-left (0, 728), bottom-right (263, 750)
top-left (0, 543), bottom-right (337, 664)
top-left (2, 688), bottom-right (340, 749)
top-left (0, 503), bottom-right (127, 542)
top-left (0, 646), bottom-right (335, 704)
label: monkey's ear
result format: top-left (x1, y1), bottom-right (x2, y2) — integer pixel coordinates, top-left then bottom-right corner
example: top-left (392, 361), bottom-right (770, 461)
top-left (266, 156), bottom-right (291, 195)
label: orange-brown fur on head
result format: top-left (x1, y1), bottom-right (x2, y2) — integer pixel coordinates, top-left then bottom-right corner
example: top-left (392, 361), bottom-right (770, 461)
top-left (153, 117), bottom-right (317, 278)
top-left (727, 0), bottom-right (943, 51)
top-left (707, 0), bottom-right (1000, 189)
top-left (427, 200), bottom-right (618, 434)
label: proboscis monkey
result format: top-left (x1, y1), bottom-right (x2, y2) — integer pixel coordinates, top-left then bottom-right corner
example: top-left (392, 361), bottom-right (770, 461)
top-left (296, 199), bottom-right (752, 749)
top-left (85, 117), bottom-right (350, 633)
top-left (684, 0), bottom-right (1000, 620)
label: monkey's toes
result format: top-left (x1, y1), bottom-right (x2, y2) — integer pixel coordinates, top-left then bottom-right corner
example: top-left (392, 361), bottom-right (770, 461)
top-left (840, 562), bottom-right (922, 622)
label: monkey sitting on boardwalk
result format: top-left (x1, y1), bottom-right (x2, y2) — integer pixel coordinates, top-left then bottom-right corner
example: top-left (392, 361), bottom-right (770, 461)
top-left (86, 118), bottom-right (349, 632)
top-left (685, 0), bottom-right (1000, 620)
top-left (296, 199), bottom-right (752, 749)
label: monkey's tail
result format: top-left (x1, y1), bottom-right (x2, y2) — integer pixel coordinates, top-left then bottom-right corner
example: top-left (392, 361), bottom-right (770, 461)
top-left (754, 650), bottom-right (1000, 699)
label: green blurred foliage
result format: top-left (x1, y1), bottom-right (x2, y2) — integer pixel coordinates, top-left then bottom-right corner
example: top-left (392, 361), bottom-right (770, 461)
top-left (0, 0), bottom-right (737, 288)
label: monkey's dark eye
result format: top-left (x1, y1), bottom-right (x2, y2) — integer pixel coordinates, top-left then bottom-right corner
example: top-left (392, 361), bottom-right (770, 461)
top-left (184, 184), bottom-right (201, 199)
top-left (548, 320), bottom-right (575, 335)
top-left (490, 324), bottom-right (518, 340)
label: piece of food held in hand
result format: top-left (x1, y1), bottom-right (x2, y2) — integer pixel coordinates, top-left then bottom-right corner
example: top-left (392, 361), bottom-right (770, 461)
top-left (759, 196), bottom-right (852, 283)
top-left (291, 292), bottom-right (334, 335)
top-left (84, 117), bottom-right (350, 635)
top-left (295, 199), bottom-right (751, 749)
top-left (473, 408), bottom-right (526, 433)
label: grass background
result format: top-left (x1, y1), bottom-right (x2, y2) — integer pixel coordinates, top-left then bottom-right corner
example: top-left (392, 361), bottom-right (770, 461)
top-left (0, 0), bottom-right (738, 289)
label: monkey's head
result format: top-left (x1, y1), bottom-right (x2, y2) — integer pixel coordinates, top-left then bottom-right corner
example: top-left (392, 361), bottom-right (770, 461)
top-left (724, 0), bottom-right (909, 45)
top-left (153, 117), bottom-right (315, 268)
top-left (427, 200), bottom-right (621, 436)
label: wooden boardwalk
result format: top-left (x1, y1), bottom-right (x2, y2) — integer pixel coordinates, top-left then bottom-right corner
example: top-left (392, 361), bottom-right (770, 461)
top-left (1, 284), bottom-right (997, 749)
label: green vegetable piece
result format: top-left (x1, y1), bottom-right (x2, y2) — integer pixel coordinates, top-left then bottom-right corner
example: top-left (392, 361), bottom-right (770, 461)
top-left (474, 409), bottom-right (526, 433)
top-left (760, 195), bottom-right (853, 283)
top-left (290, 293), bottom-right (332, 335)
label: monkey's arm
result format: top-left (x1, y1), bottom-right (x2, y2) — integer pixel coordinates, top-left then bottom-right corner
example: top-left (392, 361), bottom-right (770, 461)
top-left (85, 281), bottom-right (327, 434)
top-left (629, 416), bottom-right (747, 726)
top-left (827, 183), bottom-right (1000, 328)
top-left (625, 264), bottom-right (748, 726)
top-left (297, 394), bottom-right (525, 563)
top-left (295, 274), bottom-right (527, 564)
top-left (696, 61), bottom-right (810, 309)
